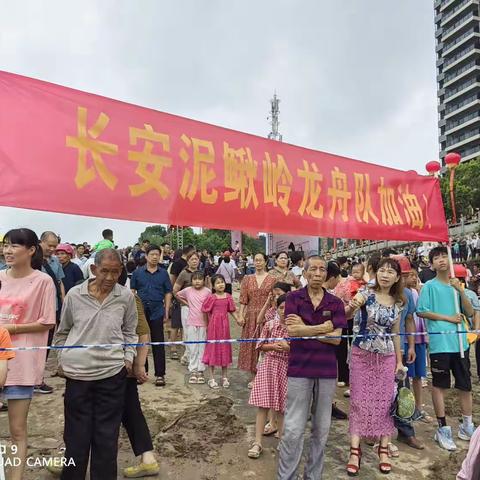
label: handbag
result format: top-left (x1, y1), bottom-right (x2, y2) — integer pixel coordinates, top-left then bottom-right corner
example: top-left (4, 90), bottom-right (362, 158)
top-left (390, 385), bottom-right (416, 422)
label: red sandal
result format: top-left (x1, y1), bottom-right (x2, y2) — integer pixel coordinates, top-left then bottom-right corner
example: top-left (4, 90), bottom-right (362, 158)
top-left (346, 446), bottom-right (362, 477)
top-left (377, 445), bottom-right (391, 474)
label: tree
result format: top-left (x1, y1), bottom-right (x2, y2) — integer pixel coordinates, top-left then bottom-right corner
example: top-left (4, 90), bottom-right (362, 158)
top-left (242, 233), bottom-right (266, 254)
top-left (440, 157), bottom-right (480, 220)
top-left (138, 225), bottom-right (168, 246)
top-left (137, 225), bottom-right (266, 254)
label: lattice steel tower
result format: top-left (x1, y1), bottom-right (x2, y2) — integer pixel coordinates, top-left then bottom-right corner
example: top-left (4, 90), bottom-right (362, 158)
top-left (267, 93), bottom-right (282, 253)
top-left (268, 93), bottom-right (283, 142)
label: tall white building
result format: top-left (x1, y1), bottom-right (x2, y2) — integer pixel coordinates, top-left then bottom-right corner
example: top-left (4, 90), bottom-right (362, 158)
top-left (435, 0), bottom-right (480, 163)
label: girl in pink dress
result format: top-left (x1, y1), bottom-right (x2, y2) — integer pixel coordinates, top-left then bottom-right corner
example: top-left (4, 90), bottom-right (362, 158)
top-left (202, 274), bottom-right (240, 389)
top-left (247, 294), bottom-right (290, 459)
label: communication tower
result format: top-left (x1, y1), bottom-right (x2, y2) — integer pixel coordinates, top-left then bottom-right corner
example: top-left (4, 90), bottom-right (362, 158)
top-left (267, 93), bottom-right (282, 252)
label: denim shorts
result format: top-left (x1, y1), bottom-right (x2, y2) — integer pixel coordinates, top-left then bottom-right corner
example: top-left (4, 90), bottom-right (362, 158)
top-left (406, 343), bottom-right (428, 379)
top-left (1, 385), bottom-right (35, 400)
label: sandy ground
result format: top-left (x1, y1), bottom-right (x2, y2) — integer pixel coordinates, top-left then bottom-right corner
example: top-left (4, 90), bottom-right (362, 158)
top-left (1, 290), bottom-right (478, 479)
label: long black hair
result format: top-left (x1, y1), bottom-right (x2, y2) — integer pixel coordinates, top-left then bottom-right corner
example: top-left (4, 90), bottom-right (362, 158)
top-left (4, 228), bottom-right (43, 270)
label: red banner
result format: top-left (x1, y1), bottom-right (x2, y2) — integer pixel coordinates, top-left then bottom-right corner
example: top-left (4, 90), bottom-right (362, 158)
top-left (0, 71), bottom-right (448, 242)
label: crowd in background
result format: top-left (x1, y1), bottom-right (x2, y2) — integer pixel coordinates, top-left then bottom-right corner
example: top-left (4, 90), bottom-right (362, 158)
top-left (1, 228), bottom-right (480, 479)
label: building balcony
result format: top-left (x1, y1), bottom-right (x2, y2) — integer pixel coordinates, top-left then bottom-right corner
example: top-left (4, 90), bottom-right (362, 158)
top-left (441, 0), bottom-right (477, 27)
top-left (443, 61), bottom-right (478, 87)
top-left (444, 97), bottom-right (479, 118)
top-left (446, 130), bottom-right (480, 149)
top-left (441, 0), bottom-right (460, 11)
top-left (444, 45), bottom-right (478, 72)
top-left (462, 147), bottom-right (480, 160)
top-left (442, 30), bottom-right (478, 57)
top-left (442, 12), bottom-right (477, 42)
top-left (445, 111), bottom-right (480, 134)
top-left (444, 79), bottom-right (480, 102)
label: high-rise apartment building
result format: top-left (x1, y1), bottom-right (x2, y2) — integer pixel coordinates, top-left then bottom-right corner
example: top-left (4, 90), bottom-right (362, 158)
top-left (435, 0), bottom-right (480, 163)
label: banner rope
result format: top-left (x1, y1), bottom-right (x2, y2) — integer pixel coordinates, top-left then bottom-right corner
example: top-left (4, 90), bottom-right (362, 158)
top-left (0, 329), bottom-right (477, 352)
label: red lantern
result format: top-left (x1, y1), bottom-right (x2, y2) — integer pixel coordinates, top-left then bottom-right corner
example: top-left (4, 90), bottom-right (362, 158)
top-left (445, 152), bottom-right (461, 169)
top-left (425, 161), bottom-right (441, 175)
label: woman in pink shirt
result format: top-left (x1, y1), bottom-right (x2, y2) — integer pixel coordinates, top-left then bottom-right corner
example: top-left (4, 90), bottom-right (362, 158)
top-left (0, 228), bottom-right (56, 480)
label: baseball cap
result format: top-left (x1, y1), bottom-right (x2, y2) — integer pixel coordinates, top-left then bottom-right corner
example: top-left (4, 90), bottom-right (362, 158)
top-left (392, 255), bottom-right (412, 274)
top-left (56, 243), bottom-right (74, 256)
top-left (223, 251), bottom-right (231, 257)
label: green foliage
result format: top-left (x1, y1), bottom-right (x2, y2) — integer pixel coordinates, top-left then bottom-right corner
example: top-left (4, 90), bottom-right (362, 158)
top-left (242, 233), bottom-right (266, 255)
top-left (137, 226), bottom-right (265, 254)
top-left (440, 157), bottom-right (480, 220)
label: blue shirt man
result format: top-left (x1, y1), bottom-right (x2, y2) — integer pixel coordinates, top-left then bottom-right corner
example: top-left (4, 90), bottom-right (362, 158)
top-left (131, 265), bottom-right (172, 320)
top-left (130, 245), bottom-right (172, 385)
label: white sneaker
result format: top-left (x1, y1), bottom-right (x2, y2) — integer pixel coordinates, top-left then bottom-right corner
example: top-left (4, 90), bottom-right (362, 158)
top-left (434, 426), bottom-right (457, 451)
top-left (458, 423), bottom-right (475, 441)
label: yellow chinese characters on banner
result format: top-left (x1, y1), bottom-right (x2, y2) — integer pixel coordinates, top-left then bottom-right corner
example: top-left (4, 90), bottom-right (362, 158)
top-left (353, 173), bottom-right (379, 225)
top-left (66, 107), bottom-right (119, 190)
top-left (327, 167), bottom-right (352, 221)
top-left (128, 124), bottom-right (172, 199)
top-left (179, 134), bottom-right (217, 204)
top-left (223, 142), bottom-right (259, 209)
top-left (65, 106), bottom-right (430, 232)
top-left (297, 160), bottom-right (324, 219)
top-left (398, 185), bottom-right (424, 229)
top-left (263, 153), bottom-right (292, 215)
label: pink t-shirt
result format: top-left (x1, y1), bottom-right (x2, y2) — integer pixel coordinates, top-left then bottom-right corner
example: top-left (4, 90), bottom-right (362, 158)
top-left (177, 287), bottom-right (211, 327)
top-left (0, 270), bottom-right (56, 386)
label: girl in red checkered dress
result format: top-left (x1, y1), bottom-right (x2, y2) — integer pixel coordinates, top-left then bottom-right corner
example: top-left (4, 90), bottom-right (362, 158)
top-left (247, 294), bottom-right (289, 459)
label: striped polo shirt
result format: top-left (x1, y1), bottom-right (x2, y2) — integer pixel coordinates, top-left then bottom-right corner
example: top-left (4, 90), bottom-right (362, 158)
top-left (286, 287), bottom-right (346, 379)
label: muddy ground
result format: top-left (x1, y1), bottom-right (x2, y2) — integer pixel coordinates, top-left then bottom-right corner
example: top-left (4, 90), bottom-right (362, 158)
top-left (1, 291), bottom-right (479, 479)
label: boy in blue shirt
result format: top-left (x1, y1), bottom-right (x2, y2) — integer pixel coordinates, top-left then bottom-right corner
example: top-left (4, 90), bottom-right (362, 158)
top-left (417, 246), bottom-right (475, 451)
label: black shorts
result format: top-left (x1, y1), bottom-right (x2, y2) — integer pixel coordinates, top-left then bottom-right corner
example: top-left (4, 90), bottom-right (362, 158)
top-left (430, 351), bottom-right (471, 391)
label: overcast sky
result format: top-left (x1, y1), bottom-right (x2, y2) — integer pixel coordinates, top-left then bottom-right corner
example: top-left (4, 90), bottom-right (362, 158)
top-left (0, 0), bottom-right (438, 246)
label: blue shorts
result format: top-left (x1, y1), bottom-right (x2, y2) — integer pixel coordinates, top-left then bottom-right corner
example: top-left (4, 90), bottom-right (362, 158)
top-left (0, 385), bottom-right (34, 400)
top-left (405, 343), bottom-right (427, 379)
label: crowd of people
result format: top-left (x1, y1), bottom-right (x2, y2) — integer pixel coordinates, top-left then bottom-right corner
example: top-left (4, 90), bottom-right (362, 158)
top-left (1, 227), bottom-right (480, 479)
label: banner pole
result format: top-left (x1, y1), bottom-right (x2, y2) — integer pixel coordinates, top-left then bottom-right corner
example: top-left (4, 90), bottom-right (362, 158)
top-left (447, 244), bottom-right (464, 359)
